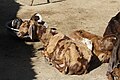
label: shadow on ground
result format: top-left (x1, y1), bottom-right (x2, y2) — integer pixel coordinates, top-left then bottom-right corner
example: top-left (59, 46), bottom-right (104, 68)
top-left (33, 0), bottom-right (66, 6)
top-left (0, 0), bottom-right (20, 26)
top-left (0, 35), bottom-right (37, 80)
top-left (0, 0), bottom-right (37, 80)
top-left (87, 53), bottom-right (102, 73)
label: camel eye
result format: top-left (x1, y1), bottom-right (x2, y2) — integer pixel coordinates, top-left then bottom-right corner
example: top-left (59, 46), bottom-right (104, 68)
top-left (79, 31), bottom-right (83, 34)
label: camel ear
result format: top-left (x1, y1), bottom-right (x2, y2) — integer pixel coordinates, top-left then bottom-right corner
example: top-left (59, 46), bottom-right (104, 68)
top-left (35, 13), bottom-right (42, 23)
top-left (30, 13), bottom-right (42, 22)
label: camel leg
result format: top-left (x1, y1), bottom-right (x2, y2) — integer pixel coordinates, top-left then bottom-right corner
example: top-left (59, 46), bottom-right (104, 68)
top-left (47, 0), bottom-right (50, 3)
top-left (31, 0), bottom-right (34, 6)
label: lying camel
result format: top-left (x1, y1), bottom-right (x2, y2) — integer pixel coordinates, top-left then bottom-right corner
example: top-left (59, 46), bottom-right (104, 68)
top-left (15, 13), bottom-right (93, 75)
top-left (38, 27), bottom-right (93, 75)
top-left (70, 30), bottom-right (117, 63)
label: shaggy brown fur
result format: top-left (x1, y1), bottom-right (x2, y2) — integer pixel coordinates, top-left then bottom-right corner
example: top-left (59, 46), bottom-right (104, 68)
top-left (70, 30), bottom-right (116, 63)
top-left (16, 13), bottom-right (47, 41)
top-left (37, 27), bottom-right (93, 75)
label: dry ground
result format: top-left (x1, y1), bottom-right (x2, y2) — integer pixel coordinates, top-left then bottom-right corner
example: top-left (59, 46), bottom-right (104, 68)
top-left (0, 0), bottom-right (120, 80)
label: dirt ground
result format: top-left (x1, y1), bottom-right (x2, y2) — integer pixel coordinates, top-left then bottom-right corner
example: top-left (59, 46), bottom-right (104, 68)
top-left (0, 0), bottom-right (120, 80)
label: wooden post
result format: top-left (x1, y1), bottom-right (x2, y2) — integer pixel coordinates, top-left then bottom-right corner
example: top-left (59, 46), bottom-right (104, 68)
top-left (47, 0), bottom-right (50, 3)
top-left (31, 0), bottom-right (34, 6)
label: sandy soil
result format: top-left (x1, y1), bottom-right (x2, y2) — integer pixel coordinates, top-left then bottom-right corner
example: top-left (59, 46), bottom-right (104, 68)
top-left (0, 0), bottom-right (120, 80)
